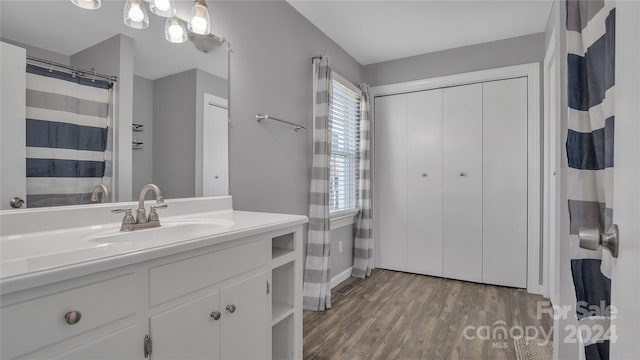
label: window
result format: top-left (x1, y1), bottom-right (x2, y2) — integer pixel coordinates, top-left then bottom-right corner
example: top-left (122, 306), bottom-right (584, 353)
top-left (329, 75), bottom-right (361, 213)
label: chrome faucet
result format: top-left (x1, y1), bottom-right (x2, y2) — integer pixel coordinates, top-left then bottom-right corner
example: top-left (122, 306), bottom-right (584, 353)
top-left (136, 183), bottom-right (165, 223)
top-left (90, 184), bottom-right (110, 203)
top-left (111, 184), bottom-right (168, 232)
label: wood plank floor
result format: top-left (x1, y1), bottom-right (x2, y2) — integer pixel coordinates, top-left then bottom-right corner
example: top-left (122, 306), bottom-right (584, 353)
top-left (303, 269), bottom-right (553, 360)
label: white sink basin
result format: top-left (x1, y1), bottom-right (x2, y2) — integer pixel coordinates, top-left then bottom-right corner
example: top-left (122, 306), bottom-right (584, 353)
top-left (1, 218), bottom-right (235, 279)
top-left (84, 219), bottom-right (234, 244)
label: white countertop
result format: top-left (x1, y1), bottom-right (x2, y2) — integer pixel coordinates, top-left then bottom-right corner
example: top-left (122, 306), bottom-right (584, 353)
top-left (0, 197), bottom-right (307, 294)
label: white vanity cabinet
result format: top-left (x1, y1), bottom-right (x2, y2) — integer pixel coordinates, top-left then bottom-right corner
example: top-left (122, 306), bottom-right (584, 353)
top-left (1, 273), bottom-right (145, 360)
top-left (0, 224), bottom-right (304, 360)
top-left (150, 272), bottom-right (268, 360)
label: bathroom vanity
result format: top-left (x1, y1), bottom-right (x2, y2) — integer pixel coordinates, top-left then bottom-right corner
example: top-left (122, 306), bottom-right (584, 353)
top-left (0, 197), bottom-right (307, 360)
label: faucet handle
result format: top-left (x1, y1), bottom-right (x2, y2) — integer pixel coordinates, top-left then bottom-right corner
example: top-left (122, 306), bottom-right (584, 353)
top-left (111, 208), bottom-right (131, 214)
top-left (111, 208), bottom-right (135, 225)
top-left (148, 204), bottom-right (168, 222)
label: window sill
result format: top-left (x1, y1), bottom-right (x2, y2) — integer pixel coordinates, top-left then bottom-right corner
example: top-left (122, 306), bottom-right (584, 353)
top-left (330, 208), bottom-right (359, 230)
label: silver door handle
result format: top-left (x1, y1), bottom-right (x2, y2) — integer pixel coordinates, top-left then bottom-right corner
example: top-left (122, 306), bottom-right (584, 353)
top-left (10, 197), bottom-right (24, 208)
top-left (459, 172), bottom-right (466, 177)
top-left (578, 225), bottom-right (619, 258)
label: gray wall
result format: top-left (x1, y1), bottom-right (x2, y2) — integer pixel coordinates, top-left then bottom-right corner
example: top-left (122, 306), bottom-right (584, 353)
top-left (71, 34), bottom-right (135, 202)
top-left (152, 68), bottom-right (229, 200)
top-left (153, 69), bottom-right (198, 199)
top-left (210, 1), bottom-right (365, 279)
top-left (331, 224), bottom-right (355, 277)
top-left (196, 69), bottom-right (228, 100)
top-left (0, 38), bottom-right (70, 65)
top-left (132, 75), bottom-right (154, 194)
top-left (364, 33), bottom-right (545, 86)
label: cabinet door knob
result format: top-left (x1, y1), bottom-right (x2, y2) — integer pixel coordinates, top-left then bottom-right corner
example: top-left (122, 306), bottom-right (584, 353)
top-left (422, 173), bottom-right (427, 177)
top-left (210, 311), bottom-right (221, 320)
top-left (64, 311), bottom-right (82, 325)
top-left (459, 172), bottom-right (466, 177)
top-left (226, 304), bottom-right (236, 313)
top-left (10, 197), bottom-right (24, 209)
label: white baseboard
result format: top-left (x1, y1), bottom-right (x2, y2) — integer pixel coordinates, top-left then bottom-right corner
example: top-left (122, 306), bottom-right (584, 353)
top-left (330, 266), bottom-right (353, 289)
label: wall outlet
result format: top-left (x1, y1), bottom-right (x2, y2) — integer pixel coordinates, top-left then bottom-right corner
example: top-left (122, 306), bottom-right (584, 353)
top-left (338, 240), bottom-right (343, 254)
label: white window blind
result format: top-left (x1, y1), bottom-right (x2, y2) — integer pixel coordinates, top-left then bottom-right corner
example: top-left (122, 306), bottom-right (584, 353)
top-left (329, 78), bottom-right (360, 213)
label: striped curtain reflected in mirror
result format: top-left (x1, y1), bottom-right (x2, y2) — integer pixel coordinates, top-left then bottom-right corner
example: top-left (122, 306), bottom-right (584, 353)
top-left (25, 64), bottom-right (113, 207)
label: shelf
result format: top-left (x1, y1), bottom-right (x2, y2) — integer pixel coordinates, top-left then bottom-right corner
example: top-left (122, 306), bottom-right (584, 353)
top-left (272, 233), bottom-right (294, 260)
top-left (272, 303), bottom-right (294, 326)
top-left (271, 250), bottom-right (295, 269)
top-left (272, 313), bottom-right (294, 360)
top-left (272, 247), bottom-right (293, 260)
top-left (273, 353), bottom-right (290, 360)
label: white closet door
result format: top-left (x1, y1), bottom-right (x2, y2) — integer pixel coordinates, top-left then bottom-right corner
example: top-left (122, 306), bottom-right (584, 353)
top-left (482, 78), bottom-right (528, 288)
top-left (374, 94), bottom-right (408, 271)
top-left (407, 90), bottom-right (443, 276)
top-left (442, 84), bottom-right (483, 283)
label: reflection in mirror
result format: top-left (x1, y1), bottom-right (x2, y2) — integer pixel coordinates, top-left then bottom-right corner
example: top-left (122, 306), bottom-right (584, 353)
top-left (0, 0), bottom-right (229, 209)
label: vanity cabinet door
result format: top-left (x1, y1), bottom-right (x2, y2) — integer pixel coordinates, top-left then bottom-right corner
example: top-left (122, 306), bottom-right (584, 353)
top-left (220, 272), bottom-right (268, 360)
top-left (150, 291), bottom-right (221, 360)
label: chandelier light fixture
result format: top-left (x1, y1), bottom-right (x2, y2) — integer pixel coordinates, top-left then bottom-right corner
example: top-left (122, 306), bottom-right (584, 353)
top-left (70, 0), bottom-right (102, 10)
top-left (165, 16), bottom-right (188, 43)
top-left (123, 0), bottom-right (149, 29)
top-left (70, 0), bottom-right (213, 45)
top-left (187, 0), bottom-right (210, 35)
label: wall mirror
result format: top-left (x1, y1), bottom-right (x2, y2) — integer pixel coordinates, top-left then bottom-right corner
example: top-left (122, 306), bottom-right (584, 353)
top-left (0, 0), bottom-right (230, 210)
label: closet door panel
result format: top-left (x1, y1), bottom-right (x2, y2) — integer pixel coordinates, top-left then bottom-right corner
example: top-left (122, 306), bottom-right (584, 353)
top-left (442, 84), bottom-right (483, 283)
top-left (374, 94), bottom-right (408, 271)
top-left (482, 78), bottom-right (528, 288)
top-left (407, 90), bottom-right (443, 276)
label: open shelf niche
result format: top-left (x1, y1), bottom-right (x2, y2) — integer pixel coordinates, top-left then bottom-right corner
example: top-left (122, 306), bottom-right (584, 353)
top-left (271, 261), bottom-right (294, 325)
top-left (271, 232), bottom-right (295, 261)
top-left (272, 313), bottom-right (294, 360)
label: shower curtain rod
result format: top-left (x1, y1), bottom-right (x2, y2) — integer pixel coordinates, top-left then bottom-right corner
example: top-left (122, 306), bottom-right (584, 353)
top-left (27, 56), bottom-right (118, 83)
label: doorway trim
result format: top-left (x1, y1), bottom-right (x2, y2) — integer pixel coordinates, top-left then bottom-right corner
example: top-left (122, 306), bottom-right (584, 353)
top-left (543, 30), bottom-right (561, 305)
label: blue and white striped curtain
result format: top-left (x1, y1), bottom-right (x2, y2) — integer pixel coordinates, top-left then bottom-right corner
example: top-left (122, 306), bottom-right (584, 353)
top-left (567, 1), bottom-right (615, 359)
top-left (303, 56), bottom-right (333, 311)
top-left (26, 64), bottom-right (113, 207)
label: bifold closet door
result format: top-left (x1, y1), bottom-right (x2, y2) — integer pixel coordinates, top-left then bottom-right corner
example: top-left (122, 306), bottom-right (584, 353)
top-left (442, 84), bottom-right (483, 283)
top-left (407, 90), bottom-right (443, 276)
top-left (482, 78), bottom-right (528, 288)
top-left (374, 94), bottom-right (407, 272)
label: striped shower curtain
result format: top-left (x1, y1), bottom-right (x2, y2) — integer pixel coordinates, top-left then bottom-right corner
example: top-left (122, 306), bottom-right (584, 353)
top-left (352, 83), bottom-right (374, 278)
top-left (567, 1), bottom-right (615, 359)
top-left (26, 64), bottom-right (113, 207)
top-left (303, 56), bottom-right (333, 311)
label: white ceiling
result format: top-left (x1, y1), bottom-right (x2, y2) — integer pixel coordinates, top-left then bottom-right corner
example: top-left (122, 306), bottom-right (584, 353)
top-left (0, 0), bottom-right (228, 80)
top-left (288, 0), bottom-right (553, 65)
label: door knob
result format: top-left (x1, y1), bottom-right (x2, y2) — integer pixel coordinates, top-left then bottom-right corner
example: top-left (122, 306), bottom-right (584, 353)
top-left (226, 304), bottom-right (236, 313)
top-left (422, 173), bottom-right (427, 177)
top-left (210, 311), bottom-right (221, 320)
top-left (578, 225), bottom-right (619, 258)
top-left (10, 197), bottom-right (24, 208)
top-left (459, 172), bottom-right (466, 177)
